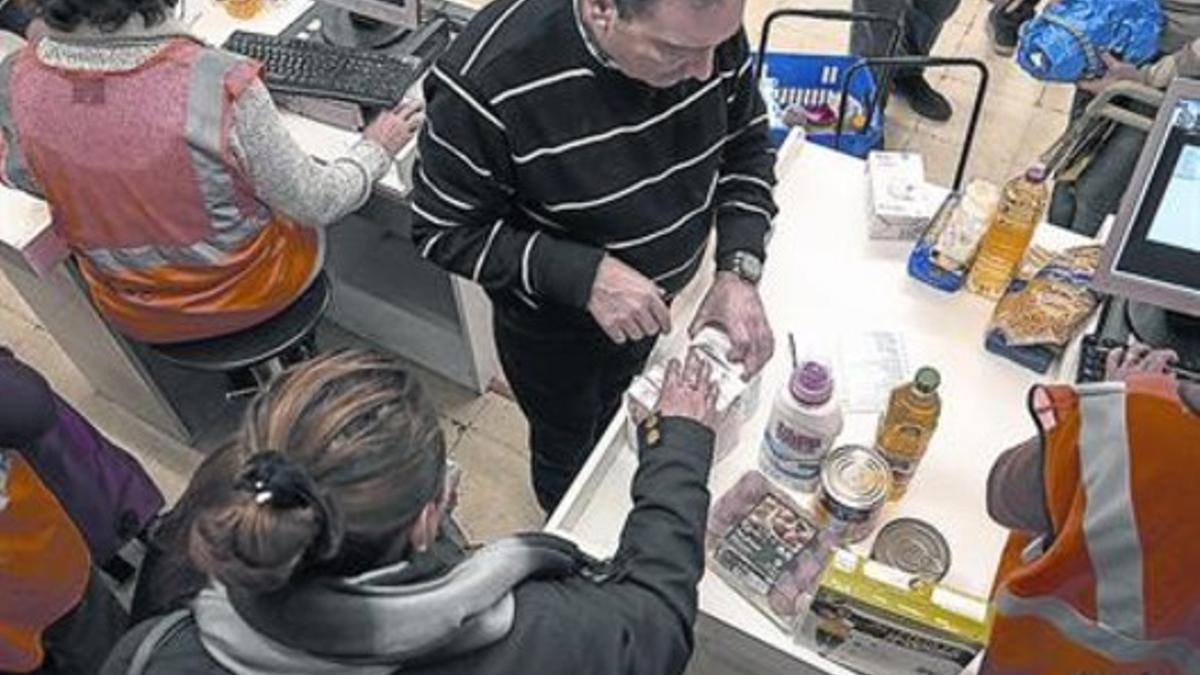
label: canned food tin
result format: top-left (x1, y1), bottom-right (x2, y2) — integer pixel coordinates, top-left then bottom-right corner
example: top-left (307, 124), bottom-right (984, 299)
top-left (815, 445), bottom-right (892, 544)
top-left (870, 517), bottom-right (951, 583)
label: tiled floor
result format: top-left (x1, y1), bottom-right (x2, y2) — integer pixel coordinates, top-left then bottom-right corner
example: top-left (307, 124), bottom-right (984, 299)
top-left (0, 0), bottom-right (1076, 543)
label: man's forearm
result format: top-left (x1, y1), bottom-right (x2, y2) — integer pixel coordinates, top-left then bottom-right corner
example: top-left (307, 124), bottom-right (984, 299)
top-left (1140, 38), bottom-right (1200, 88)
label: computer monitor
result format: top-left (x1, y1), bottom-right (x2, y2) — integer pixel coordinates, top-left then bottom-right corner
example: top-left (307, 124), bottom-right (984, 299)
top-left (316, 0), bottom-right (421, 50)
top-left (1094, 78), bottom-right (1200, 360)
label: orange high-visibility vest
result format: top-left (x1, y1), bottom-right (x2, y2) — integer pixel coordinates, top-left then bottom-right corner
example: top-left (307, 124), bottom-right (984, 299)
top-left (0, 453), bottom-right (91, 673)
top-left (0, 39), bottom-right (319, 344)
top-left (982, 376), bottom-right (1200, 675)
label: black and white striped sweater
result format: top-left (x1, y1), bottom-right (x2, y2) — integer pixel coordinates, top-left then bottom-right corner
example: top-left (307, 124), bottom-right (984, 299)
top-left (411, 0), bottom-right (778, 315)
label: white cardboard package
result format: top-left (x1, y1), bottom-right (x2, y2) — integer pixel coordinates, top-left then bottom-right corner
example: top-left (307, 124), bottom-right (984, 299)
top-left (867, 151), bottom-right (950, 241)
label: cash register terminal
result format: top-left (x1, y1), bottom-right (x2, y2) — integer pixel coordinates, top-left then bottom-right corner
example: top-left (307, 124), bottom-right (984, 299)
top-left (1079, 78), bottom-right (1200, 383)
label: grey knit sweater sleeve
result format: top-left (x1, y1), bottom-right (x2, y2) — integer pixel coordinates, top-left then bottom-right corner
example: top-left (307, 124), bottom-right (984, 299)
top-left (229, 80), bottom-right (393, 228)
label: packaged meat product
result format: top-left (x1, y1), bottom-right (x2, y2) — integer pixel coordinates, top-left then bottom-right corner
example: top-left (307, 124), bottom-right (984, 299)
top-left (707, 471), bottom-right (838, 630)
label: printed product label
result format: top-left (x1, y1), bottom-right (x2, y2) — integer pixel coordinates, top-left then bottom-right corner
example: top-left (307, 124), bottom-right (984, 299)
top-left (771, 421), bottom-right (828, 455)
top-left (714, 493), bottom-right (817, 596)
top-left (803, 588), bottom-right (980, 674)
top-left (763, 431), bottom-right (824, 481)
top-left (879, 450), bottom-right (917, 487)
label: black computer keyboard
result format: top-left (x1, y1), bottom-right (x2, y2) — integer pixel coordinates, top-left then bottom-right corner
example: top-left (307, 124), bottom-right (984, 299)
top-left (223, 31), bottom-right (416, 108)
top-left (1076, 334), bottom-right (1200, 384)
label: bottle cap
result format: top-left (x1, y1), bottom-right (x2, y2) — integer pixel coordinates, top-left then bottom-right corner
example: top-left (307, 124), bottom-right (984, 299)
top-left (790, 361), bottom-right (833, 405)
top-left (913, 367), bottom-right (941, 395)
top-left (1025, 163), bottom-right (1048, 183)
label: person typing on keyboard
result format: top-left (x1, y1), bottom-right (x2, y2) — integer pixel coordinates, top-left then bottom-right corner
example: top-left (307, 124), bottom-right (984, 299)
top-left (0, 0), bottom-right (422, 345)
top-left (979, 342), bottom-right (1200, 674)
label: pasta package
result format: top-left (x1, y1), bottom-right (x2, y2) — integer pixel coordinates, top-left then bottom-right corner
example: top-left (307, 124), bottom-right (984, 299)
top-left (985, 245), bottom-right (1105, 373)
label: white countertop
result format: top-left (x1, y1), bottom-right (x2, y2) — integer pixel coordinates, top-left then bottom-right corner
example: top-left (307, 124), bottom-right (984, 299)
top-left (0, 0), bottom-right (415, 268)
top-left (546, 139), bottom-right (1088, 674)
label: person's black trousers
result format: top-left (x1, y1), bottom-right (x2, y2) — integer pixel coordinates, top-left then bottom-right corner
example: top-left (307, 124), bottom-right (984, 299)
top-left (493, 299), bottom-right (656, 513)
top-left (850, 0), bottom-right (963, 77)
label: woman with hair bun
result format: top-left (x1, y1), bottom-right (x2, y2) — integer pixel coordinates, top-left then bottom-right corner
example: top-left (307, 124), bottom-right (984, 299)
top-left (106, 348), bottom-right (723, 675)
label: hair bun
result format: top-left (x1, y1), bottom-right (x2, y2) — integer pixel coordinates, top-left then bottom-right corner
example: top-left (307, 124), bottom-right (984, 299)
top-left (235, 451), bottom-right (319, 510)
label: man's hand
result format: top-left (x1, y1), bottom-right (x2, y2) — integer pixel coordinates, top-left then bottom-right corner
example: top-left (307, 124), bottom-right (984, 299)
top-left (657, 349), bottom-right (720, 429)
top-left (1078, 54), bottom-right (1143, 95)
top-left (587, 255), bottom-right (672, 344)
top-left (1105, 340), bottom-right (1179, 381)
top-left (690, 272), bottom-right (774, 379)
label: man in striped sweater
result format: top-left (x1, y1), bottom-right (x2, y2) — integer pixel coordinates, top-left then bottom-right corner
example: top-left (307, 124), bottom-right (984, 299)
top-left (411, 0), bottom-right (778, 511)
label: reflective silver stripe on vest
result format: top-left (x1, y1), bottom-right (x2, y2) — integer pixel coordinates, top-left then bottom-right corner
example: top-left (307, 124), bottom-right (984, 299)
top-left (0, 51), bottom-right (45, 197)
top-left (994, 589), bottom-right (1200, 673)
top-left (1078, 382), bottom-right (1146, 639)
top-left (184, 50), bottom-right (268, 247)
top-left (81, 49), bottom-right (269, 274)
top-left (83, 240), bottom-right (226, 273)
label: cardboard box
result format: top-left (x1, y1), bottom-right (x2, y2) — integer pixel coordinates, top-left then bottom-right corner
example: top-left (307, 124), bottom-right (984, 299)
top-left (796, 550), bottom-right (991, 675)
top-left (867, 152), bottom-right (951, 240)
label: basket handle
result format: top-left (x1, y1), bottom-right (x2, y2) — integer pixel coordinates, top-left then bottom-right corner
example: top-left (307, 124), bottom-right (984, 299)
top-left (754, 9), bottom-right (904, 84)
top-left (840, 56), bottom-right (989, 192)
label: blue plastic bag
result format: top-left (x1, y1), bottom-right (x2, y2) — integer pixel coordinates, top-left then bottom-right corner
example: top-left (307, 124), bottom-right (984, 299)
top-left (1017, 0), bottom-right (1164, 82)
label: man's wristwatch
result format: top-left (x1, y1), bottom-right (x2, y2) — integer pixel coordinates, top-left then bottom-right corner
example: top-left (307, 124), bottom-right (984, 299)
top-left (717, 251), bottom-right (764, 286)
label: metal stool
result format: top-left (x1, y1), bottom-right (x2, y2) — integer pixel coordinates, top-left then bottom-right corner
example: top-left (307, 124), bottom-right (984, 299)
top-left (148, 271), bottom-right (331, 397)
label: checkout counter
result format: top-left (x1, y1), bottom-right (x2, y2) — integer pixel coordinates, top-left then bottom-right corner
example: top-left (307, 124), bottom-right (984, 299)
top-left (546, 134), bottom-right (1095, 675)
top-left (0, 0), bottom-right (500, 443)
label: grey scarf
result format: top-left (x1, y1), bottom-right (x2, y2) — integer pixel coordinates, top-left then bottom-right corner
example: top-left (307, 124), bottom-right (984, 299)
top-left (193, 534), bottom-right (585, 675)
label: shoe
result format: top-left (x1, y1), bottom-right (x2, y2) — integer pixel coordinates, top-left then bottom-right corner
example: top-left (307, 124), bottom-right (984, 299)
top-left (987, 2), bottom-right (1036, 57)
top-left (893, 75), bottom-right (953, 122)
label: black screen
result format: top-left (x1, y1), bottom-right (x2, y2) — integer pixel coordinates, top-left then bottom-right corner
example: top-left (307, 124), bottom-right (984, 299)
top-left (1115, 100), bottom-right (1200, 294)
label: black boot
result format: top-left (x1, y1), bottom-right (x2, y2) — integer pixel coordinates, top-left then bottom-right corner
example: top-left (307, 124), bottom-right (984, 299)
top-left (893, 74), bottom-right (953, 122)
top-left (987, 0), bottom-right (1037, 57)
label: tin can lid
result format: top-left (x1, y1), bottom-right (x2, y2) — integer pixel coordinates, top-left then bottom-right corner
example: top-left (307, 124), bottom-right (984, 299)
top-left (871, 517), bottom-right (951, 582)
top-left (821, 445), bottom-right (891, 510)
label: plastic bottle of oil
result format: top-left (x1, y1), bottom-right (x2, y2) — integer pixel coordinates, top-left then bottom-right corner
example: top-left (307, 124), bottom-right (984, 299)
top-left (966, 165), bottom-right (1049, 299)
top-left (875, 367), bottom-right (942, 500)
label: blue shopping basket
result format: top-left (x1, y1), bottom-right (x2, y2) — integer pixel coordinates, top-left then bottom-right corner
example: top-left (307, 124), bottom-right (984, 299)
top-left (753, 9), bottom-right (901, 157)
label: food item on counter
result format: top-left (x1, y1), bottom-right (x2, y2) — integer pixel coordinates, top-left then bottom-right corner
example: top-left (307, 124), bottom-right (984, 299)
top-left (761, 360), bottom-right (844, 492)
top-left (932, 179), bottom-right (1002, 272)
top-left (797, 550), bottom-right (991, 675)
top-left (625, 328), bottom-right (757, 460)
top-left (985, 245), bottom-right (1105, 373)
top-left (868, 151), bottom-right (950, 241)
top-left (708, 472), bottom-right (839, 630)
top-left (870, 517), bottom-right (951, 583)
top-left (1014, 244), bottom-right (1055, 282)
top-left (874, 367), bottom-right (942, 500)
top-left (967, 166), bottom-right (1050, 299)
top-left (812, 445), bottom-right (892, 544)
top-left (909, 180), bottom-right (1004, 292)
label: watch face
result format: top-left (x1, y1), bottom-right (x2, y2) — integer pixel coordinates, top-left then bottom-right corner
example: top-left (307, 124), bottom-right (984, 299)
top-left (738, 253), bottom-right (763, 283)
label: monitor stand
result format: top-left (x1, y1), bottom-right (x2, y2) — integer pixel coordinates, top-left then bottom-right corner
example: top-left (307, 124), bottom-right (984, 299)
top-left (1125, 300), bottom-right (1200, 368)
top-left (320, 7), bottom-right (411, 50)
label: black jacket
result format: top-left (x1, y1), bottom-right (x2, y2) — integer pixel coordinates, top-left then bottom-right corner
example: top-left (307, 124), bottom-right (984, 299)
top-left (101, 417), bottom-right (716, 675)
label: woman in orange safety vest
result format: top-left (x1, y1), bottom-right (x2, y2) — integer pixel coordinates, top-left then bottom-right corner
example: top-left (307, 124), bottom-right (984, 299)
top-left (985, 343), bottom-right (1200, 674)
top-left (0, 0), bottom-right (421, 344)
